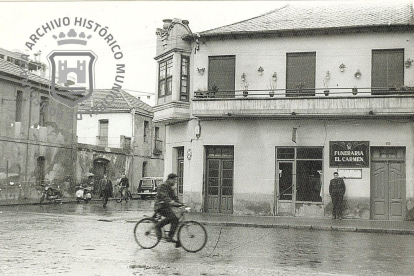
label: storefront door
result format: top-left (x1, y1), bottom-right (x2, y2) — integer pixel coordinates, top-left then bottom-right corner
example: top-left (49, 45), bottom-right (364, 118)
top-left (371, 147), bottom-right (406, 220)
top-left (205, 146), bottom-right (234, 214)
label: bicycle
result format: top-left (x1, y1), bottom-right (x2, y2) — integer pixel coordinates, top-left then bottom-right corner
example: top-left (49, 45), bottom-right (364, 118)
top-left (115, 185), bottom-right (131, 203)
top-left (133, 204), bottom-right (207, 253)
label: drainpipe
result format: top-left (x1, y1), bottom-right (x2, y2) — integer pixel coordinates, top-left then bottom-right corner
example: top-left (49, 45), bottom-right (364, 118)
top-left (130, 108), bottom-right (135, 191)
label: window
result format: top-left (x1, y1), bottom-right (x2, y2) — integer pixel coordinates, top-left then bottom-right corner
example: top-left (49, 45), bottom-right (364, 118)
top-left (208, 56), bottom-right (235, 98)
top-left (158, 57), bottom-right (173, 98)
top-left (15, 91), bottom-right (23, 122)
top-left (180, 56), bottom-right (190, 101)
top-left (143, 121), bottom-right (149, 142)
top-left (286, 52), bottom-right (316, 97)
top-left (98, 119), bottom-right (108, 147)
top-left (177, 147), bottom-right (184, 196)
top-left (39, 96), bottom-right (49, 126)
top-left (277, 147), bottom-right (323, 202)
top-left (372, 49), bottom-right (404, 95)
top-left (37, 156), bottom-right (45, 185)
top-left (124, 136), bottom-right (131, 150)
top-left (153, 127), bottom-right (162, 155)
top-left (142, 161), bottom-right (147, 178)
top-left (7, 56), bottom-right (14, 63)
top-left (0, 54), bottom-right (4, 59)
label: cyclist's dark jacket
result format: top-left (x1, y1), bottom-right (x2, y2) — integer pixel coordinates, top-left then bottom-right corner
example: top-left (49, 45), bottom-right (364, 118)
top-left (154, 182), bottom-right (178, 211)
top-left (119, 177), bottom-right (129, 188)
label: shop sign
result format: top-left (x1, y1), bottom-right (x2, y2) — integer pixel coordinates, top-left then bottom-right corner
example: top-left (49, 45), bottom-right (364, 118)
top-left (330, 141), bottom-right (369, 167)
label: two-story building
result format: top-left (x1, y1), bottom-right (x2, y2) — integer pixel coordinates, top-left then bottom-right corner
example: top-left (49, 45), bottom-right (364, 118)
top-left (76, 89), bottom-right (164, 193)
top-left (0, 48), bottom-right (77, 202)
top-left (153, 2), bottom-right (414, 220)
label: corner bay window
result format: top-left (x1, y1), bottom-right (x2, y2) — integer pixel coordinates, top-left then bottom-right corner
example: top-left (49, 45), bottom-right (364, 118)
top-left (180, 56), bottom-right (190, 101)
top-left (158, 57), bottom-right (173, 98)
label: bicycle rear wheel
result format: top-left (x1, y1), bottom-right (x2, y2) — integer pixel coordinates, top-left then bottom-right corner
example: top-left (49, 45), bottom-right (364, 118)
top-left (134, 218), bottom-right (160, 249)
top-left (177, 221), bottom-right (207, 253)
top-left (115, 191), bottom-right (122, 203)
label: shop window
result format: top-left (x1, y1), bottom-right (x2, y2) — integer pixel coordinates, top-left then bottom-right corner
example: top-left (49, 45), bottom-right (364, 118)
top-left (286, 52), bottom-right (316, 97)
top-left (208, 56), bottom-right (235, 98)
top-left (372, 49), bottom-right (404, 95)
top-left (277, 147), bottom-right (323, 202)
top-left (180, 56), bottom-right (190, 102)
top-left (277, 148), bottom-right (295, 159)
top-left (15, 91), bottom-right (23, 122)
top-left (158, 57), bottom-right (173, 98)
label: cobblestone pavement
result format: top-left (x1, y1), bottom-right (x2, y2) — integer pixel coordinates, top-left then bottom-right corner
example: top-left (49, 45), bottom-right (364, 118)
top-left (1, 201), bottom-right (414, 276)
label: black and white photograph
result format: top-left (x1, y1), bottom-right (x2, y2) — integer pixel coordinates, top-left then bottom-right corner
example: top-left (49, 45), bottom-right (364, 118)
top-left (1, 1), bottom-right (414, 275)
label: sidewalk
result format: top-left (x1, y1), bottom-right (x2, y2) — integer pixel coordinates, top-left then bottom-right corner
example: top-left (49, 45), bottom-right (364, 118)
top-left (186, 212), bottom-right (414, 235)
top-left (2, 198), bottom-right (414, 235)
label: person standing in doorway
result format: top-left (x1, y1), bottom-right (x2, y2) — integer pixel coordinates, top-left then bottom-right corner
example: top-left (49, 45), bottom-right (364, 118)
top-left (329, 172), bottom-right (346, 219)
top-left (100, 174), bottom-right (113, 208)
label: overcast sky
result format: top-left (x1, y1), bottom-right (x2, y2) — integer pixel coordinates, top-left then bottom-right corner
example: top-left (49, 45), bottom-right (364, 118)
top-left (0, 1), bottom-right (403, 105)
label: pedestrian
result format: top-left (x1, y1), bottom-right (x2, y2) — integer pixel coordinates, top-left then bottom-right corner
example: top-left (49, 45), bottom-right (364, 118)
top-left (154, 173), bottom-right (182, 247)
top-left (100, 174), bottom-right (113, 208)
top-left (329, 172), bottom-right (346, 219)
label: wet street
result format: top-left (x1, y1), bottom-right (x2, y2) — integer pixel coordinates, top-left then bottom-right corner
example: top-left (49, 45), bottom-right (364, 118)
top-left (1, 200), bottom-right (414, 276)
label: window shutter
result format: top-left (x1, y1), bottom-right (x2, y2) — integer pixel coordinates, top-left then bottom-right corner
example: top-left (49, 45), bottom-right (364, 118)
top-left (208, 56), bottom-right (235, 97)
top-left (286, 52), bottom-right (316, 96)
top-left (372, 49), bottom-right (404, 94)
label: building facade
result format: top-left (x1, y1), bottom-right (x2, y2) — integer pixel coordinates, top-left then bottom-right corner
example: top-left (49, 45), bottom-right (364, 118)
top-left (76, 89), bottom-right (164, 193)
top-left (153, 3), bottom-right (414, 220)
top-left (0, 50), bottom-right (77, 202)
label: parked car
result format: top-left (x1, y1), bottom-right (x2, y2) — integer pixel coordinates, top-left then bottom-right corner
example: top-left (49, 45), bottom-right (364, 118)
top-left (137, 177), bottom-right (163, 199)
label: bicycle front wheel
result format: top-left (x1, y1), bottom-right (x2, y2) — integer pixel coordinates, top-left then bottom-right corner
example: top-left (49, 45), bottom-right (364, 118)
top-left (134, 218), bottom-right (160, 249)
top-left (115, 191), bottom-right (122, 203)
top-left (177, 221), bottom-right (207, 253)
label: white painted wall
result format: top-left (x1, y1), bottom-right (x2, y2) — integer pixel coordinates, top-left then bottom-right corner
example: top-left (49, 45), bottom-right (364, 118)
top-left (166, 118), bottom-right (414, 201)
top-left (77, 113), bottom-right (133, 148)
top-left (192, 32), bottom-right (414, 96)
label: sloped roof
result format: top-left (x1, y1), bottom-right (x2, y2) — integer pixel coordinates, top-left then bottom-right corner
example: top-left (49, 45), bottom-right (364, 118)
top-left (77, 89), bottom-right (153, 116)
top-left (0, 58), bottom-right (50, 87)
top-left (199, 2), bottom-right (414, 37)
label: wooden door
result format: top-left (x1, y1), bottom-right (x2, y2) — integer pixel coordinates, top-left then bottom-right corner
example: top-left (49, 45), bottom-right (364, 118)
top-left (206, 147), bottom-right (234, 214)
top-left (371, 161), bottom-right (405, 220)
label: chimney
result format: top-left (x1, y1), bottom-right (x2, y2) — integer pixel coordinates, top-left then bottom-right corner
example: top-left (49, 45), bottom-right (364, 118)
top-left (163, 19), bottom-right (172, 29)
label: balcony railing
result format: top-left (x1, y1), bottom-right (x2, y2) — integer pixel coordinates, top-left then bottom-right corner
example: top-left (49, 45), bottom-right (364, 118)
top-left (193, 86), bottom-right (414, 99)
top-left (191, 86), bottom-right (414, 118)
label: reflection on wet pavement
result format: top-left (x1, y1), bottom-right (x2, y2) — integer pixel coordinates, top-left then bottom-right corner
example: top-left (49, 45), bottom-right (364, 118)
top-left (1, 201), bottom-right (414, 275)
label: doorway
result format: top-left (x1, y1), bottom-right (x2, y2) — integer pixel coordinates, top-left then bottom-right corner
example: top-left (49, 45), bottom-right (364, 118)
top-left (205, 146), bottom-right (234, 213)
top-left (371, 147), bottom-right (406, 220)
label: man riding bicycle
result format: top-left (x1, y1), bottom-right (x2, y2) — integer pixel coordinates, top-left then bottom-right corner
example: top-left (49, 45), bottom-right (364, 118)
top-left (118, 174), bottom-right (130, 198)
top-left (154, 173), bottom-right (182, 246)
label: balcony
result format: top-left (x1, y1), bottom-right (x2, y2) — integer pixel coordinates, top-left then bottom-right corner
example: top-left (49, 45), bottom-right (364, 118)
top-left (153, 101), bottom-right (191, 124)
top-left (192, 87), bottom-right (414, 119)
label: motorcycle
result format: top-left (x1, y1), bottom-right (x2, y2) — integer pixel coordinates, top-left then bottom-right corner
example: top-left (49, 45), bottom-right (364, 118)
top-left (39, 184), bottom-right (63, 205)
top-left (75, 185), bottom-right (92, 203)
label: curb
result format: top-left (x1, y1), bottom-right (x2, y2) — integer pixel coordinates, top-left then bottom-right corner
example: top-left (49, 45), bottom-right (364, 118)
top-left (198, 221), bottom-right (414, 235)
